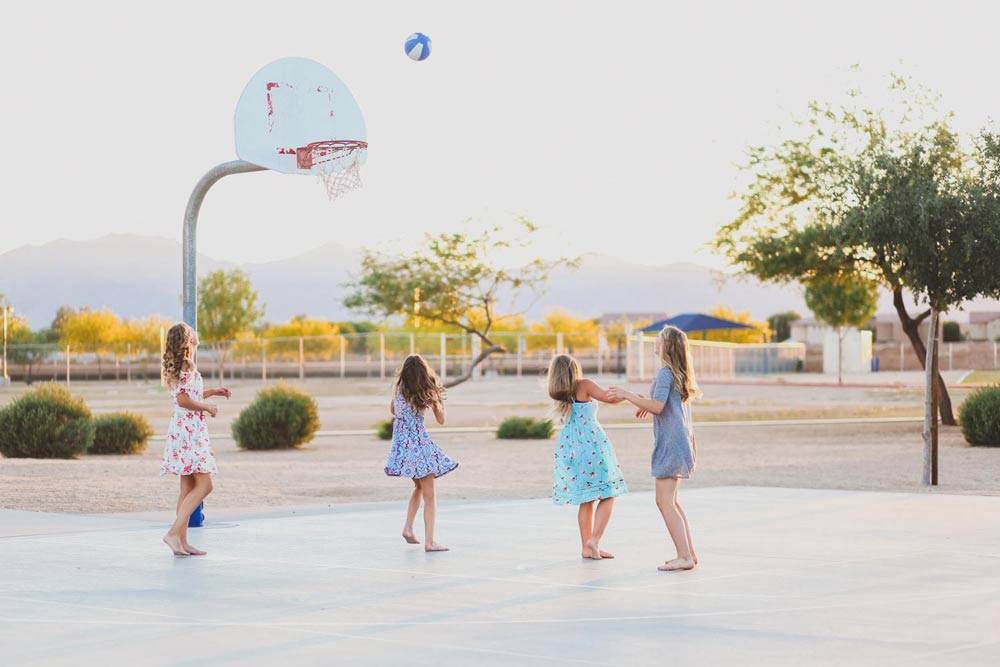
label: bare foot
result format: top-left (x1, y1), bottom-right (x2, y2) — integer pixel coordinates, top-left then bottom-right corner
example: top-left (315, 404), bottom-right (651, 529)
top-left (425, 542), bottom-right (449, 552)
top-left (658, 558), bottom-right (695, 571)
top-left (182, 543), bottom-right (207, 556)
top-left (691, 551), bottom-right (699, 565)
top-left (162, 535), bottom-right (189, 556)
top-left (583, 538), bottom-right (602, 560)
top-left (402, 530), bottom-right (420, 545)
top-left (581, 549), bottom-right (615, 559)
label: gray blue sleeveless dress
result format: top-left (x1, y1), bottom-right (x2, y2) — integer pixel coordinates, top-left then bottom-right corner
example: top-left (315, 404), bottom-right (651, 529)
top-left (552, 400), bottom-right (628, 505)
top-left (650, 367), bottom-right (696, 479)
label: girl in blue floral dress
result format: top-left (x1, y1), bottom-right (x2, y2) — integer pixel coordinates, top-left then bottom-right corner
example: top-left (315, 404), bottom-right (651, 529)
top-left (547, 354), bottom-right (628, 560)
top-left (384, 354), bottom-right (457, 552)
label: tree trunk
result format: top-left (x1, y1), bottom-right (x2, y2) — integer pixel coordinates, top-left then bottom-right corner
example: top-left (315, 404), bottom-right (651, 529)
top-left (837, 325), bottom-right (844, 385)
top-left (922, 308), bottom-right (939, 486)
top-left (892, 288), bottom-right (955, 425)
top-left (443, 345), bottom-right (504, 388)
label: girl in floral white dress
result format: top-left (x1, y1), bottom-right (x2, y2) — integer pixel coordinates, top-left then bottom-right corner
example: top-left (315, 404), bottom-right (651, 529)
top-left (160, 323), bottom-right (229, 556)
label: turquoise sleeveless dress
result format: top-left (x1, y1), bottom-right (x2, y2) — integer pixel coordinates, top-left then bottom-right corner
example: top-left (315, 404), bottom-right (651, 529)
top-left (551, 400), bottom-right (628, 505)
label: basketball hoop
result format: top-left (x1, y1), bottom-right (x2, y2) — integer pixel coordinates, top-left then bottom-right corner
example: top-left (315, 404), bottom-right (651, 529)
top-left (296, 140), bottom-right (368, 200)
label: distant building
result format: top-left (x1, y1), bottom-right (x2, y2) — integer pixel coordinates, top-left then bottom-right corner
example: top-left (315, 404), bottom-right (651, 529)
top-left (788, 318), bottom-right (829, 346)
top-left (967, 312), bottom-right (1000, 341)
top-left (598, 312), bottom-right (668, 329)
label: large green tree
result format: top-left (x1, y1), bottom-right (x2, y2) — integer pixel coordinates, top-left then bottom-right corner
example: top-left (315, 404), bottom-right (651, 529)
top-left (344, 219), bottom-right (572, 387)
top-left (197, 269), bottom-right (264, 378)
top-left (803, 273), bottom-right (879, 385)
top-left (714, 76), bottom-right (964, 425)
top-left (715, 76), bottom-right (1000, 483)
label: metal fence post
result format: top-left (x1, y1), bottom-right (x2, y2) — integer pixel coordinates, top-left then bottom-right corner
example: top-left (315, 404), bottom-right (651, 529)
top-left (440, 333), bottom-right (447, 380)
top-left (597, 331), bottom-right (604, 376)
top-left (379, 333), bottom-right (386, 380)
top-left (636, 333), bottom-right (644, 379)
top-left (556, 332), bottom-right (565, 356)
top-left (516, 334), bottom-right (523, 377)
top-left (261, 339), bottom-right (267, 382)
top-left (409, 332), bottom-right (416, 356)
top-left (340, 335), bottom-right (347, 378)
top-left (471, 336), bottom-right (481, 381)
top-left (899, 342), bottom-right (905, 371)
top-left (126, 343), bottom-right (132, 384)
top-left (65, 345), bottom-right (71, 385)
top-left (298, 337), bottom-right (305, 381)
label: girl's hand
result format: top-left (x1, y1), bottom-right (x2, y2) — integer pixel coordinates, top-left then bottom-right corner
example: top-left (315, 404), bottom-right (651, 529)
top-left (206, 404), bottom-right (219, 418)
top-left (217, 387), bottom-right (232, 400)
top-left (606, 386), bottom-right (629, 402)
top-left (635, 408), bottom-right (649, 419)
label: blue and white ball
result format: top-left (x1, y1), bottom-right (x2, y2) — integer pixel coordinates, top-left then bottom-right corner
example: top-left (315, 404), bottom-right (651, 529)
top-left (405, 32), bottom-right (432, 61)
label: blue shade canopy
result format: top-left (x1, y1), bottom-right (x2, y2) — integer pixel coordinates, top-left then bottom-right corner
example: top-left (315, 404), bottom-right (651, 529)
top-left (639, 313), bottom-right (755, 333)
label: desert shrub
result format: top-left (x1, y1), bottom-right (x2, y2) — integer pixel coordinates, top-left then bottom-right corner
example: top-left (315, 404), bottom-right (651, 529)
top-left (496, 416), bottom-right (553, 439)
top-left (959, 386), bottom-right (1000, 446)
top-left (942, 321), bottom-right (963, 342)
top-left (0, 383), bottom-right (94, 458)
top-left (90, 412), bottom-right (154, 455)
top-left (231, 385), bottom-right (319, 450)
top-left (376, 419), bottom-right (394, 440)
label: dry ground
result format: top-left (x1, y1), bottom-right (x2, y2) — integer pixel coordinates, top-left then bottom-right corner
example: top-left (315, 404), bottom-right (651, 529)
top-left (0, 374), bottom-right (993, 514)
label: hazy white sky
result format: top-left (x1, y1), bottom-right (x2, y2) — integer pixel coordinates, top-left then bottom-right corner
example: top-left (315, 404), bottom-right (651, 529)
top-left (3, 0), bottom-right (1000, 268)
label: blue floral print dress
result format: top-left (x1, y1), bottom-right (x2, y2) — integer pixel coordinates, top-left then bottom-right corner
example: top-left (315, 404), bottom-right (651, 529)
top-left (384, 393), bottom-right (458, 479)
top-left (551, 400), bottom-right (628, 505)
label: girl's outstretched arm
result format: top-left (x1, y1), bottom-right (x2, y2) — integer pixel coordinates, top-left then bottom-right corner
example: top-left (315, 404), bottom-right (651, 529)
top-left (578, 379), bottom-right (624, 404)
top-left (606, 387), bottom-right (665, 415)
top-left (176, 392), bottom-right (218, 417)
top-left (431, 401), bottom-right (446, 425)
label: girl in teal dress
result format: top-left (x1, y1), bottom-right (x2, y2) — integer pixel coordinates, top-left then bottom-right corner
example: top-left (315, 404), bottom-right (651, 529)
top-left (547, 354), bottom-right (628, 560)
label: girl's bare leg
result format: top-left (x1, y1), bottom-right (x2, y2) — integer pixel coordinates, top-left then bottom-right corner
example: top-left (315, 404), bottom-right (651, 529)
top-left (163, 473), bottom-right (213, 556)
top-left (419, 475), bottom-right (448, 552)
top-left (587, 497), bottom-right (616, 559)
top-left (403, 478), bottom-right (421, 544)
top-left (675, 497), bottom-right (697, 564)
top-left (578, 501), bottom-right (596, 558)
top-left (175, 475), bottom-right (205, 555)
top-left (655, 478), bottom-right (694, 571)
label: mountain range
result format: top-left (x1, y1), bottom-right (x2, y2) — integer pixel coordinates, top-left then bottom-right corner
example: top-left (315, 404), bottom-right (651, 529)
top-left (0, 233), bottom-right (830, 328)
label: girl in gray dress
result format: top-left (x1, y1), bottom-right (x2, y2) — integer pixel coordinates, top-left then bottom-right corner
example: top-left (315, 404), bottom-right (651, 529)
top-left (608, 325), bottom-right (699, 571)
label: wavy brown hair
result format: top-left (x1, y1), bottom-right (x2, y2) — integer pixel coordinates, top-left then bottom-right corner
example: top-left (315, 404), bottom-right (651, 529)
top-left (657, 325), bottom-right (699, 403)
top-left (547, 354), bottom-right (582, 419)
top-left (395, 354), bottom-right (445, 412)
top-left (161, 323), bottom-right (195, 388)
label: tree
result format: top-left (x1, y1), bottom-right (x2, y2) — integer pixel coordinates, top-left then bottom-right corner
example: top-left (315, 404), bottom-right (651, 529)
top-left (197, 269), bottom-right (264, 378)
top-left (713, 74), bottom-right (966, 425)
top-left (344, 219), bottom-right (572, 387)
top-left (843, 129), bottom-right (1000, 483)
top-left (803, 273), bottom-right (880, 384)
top-left (767, 311), bottom-right (801, 342)
top-left (59, 308), bottom-right (122, 379)
top-left (704, 306), bottom-right (770, 343)
top-left (528, 308), bottom-right (599, 352)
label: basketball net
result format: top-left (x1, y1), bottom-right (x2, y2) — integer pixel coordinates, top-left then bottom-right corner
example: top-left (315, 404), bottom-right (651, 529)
top-left (296, 140), bottom-right (368, 201)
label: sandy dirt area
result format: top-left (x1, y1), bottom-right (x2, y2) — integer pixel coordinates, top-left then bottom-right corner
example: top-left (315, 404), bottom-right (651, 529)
top-left (0, 374), bottom-right (992, 514)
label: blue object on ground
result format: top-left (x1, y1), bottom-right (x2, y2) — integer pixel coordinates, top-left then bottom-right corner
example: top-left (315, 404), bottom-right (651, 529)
top-left (188, 502), bottom-right (204, 528)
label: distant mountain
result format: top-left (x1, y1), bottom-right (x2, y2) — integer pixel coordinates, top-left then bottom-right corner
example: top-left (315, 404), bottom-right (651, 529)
top-left (0, 233), bottom-right (905, 328)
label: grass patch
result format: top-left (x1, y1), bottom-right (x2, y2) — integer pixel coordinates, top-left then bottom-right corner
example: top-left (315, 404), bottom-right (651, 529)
top-left (961, 370), bottom-right (1000, 385)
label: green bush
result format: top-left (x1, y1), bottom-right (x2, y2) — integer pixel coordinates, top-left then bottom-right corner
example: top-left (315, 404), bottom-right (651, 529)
top-left (231, 384), bottom-right (320, 450)
top-left (90, 412), bottom-right (154, 455)
top-left (0, 383), bottom-right (94, 459)
top-left (942, 321), bottom-right (963, 342)
top-left (496, 416), bottom-right (553, 439)
top-left (375, 419), bottom-right (394, 440)
top-left (959, 386), bottom-right (1000, 446)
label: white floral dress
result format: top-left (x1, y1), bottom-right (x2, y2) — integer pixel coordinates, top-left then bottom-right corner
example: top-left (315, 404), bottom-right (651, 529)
top-left (160, 369), bottom-right (217, 476)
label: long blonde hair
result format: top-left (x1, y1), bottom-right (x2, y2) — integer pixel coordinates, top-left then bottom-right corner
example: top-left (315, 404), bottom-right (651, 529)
top-left (161, 323), bottom-right (195, 388)
top-left (547, 354), bottom-right (582, 418)
top-left (658, 325), bottom-right (699, 402)
top-left (395, 354), bottom-right (445, 412)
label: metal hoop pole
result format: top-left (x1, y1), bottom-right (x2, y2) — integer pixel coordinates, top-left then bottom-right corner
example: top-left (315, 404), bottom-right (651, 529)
top-left (183, 160), bottom-right (266, 330)
top-left (181, 159), bottom-right (265, 528)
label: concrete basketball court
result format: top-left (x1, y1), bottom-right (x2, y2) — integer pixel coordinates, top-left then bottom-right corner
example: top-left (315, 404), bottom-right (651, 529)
top-left (1, 487), bottom-right (998, 666)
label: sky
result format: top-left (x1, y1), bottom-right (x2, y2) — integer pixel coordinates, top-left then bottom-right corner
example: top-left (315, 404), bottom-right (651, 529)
top-left (3, 0), bottom-right (1000, 270)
